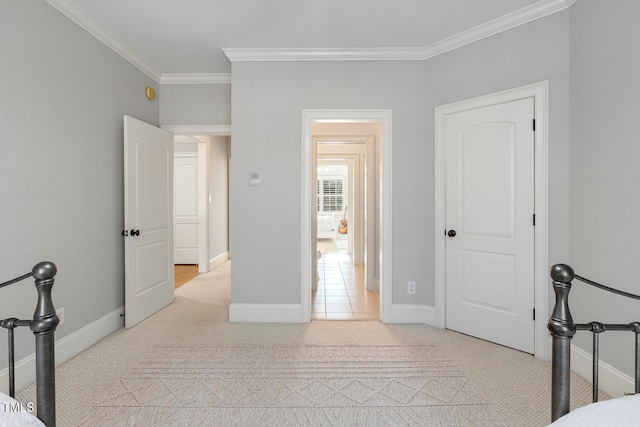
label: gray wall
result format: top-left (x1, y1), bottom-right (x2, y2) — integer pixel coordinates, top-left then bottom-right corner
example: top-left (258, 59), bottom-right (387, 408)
top-left (0, 1), bottom-right (158, 368)
top-left (569, 0), bottom-right (640, 377)
top-left (229, 60), bottom-right (426, 305)
top-left (229, 10), bottom-right (571, 308)
top-left (160, 84), bottom-right (231, 125)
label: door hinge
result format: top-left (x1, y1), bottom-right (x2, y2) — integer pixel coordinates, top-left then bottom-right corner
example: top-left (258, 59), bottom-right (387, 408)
top-left (533, 308), bottom-right (536, 321)
top-left (533, 214), bottom-right (536, 226)
top-left (533, 118), bottom-right (536, 131)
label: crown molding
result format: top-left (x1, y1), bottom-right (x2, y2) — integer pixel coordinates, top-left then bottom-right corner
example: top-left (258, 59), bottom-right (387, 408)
top-left (225, 0), bottom-right (577, 63)
top-left (47, 0), bottom-right (577, 76)
top-left (160, 73), bottom-right (232, 85)
top-left (45, 0), bottom-right (162, 82)
top-left (422, 0), bottom-right (578, 59)
top-left (222, 47), bottom-right (426, 62)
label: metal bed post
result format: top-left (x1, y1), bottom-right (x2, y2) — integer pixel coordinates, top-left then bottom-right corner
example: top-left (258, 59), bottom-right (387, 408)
top-left (633, 322), bottom-right (640, 395)
top-left (547, 264), bottom-right (577, 423)
top-left (1, 317), bottom-right (31, 398)
top-left (30, 262), bottom-right (59, 427)
top-left (7, 319), bottom-right (16, 397)
top-left (588, 322), bottom-right (605, 403)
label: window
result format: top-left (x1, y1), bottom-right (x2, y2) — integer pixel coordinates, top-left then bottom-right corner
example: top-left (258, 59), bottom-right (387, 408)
top-left (317, 176), bottom-right (345, 212)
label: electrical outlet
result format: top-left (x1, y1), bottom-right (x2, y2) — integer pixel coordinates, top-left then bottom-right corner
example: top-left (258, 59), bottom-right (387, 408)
top-left (56, 307), bottom-right (65, 326)
top-left (407, 282), bottom-right (416, 295)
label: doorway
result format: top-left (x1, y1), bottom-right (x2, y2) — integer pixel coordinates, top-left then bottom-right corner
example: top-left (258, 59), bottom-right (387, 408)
top-left (434, 82), bottom-right (550, 359)
top-left (314, 147), bottom-right (378, 320)
top-left (301, 110), bottom-right (393, 323)
top-left (173, 135), bottom-right (209, 274)
top-left (162, 125), bottom-right (232, 289)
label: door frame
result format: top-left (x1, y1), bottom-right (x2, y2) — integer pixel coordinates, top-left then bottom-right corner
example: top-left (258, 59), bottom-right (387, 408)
top-left (434, 81), bottom-right (549, 360)
top-left (162, 125), bottom-right (231, 272)
top-left (302, 110), bottom-right (392, 323)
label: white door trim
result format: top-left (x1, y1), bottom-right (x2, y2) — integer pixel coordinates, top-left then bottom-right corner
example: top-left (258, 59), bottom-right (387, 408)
top-left (162, 124), bottom-right (231, 136)
top-left (302, 110), bottom-right (392, 323)
top-left (196, 141), bottom-right (209, 272)
top-left (434, 81), bottom-right (549, 360)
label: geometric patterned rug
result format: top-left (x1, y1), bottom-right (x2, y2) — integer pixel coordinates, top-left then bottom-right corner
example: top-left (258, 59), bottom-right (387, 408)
top-left (77, 345), bottom-right (508, 426)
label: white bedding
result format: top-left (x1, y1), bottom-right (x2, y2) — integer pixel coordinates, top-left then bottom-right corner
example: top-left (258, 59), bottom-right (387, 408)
top-left (548, 394), bottom-right (640, 427)
top-left (0, 392), bottom-right (45, 427)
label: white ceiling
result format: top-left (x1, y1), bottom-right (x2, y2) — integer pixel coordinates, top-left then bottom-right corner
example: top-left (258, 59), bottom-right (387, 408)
top-left (48, 0), bottom-right (568, 78)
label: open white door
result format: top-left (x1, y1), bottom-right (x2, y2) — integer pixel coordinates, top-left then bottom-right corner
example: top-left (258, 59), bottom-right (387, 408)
top-left (124, 115), bottom-right (175, 329)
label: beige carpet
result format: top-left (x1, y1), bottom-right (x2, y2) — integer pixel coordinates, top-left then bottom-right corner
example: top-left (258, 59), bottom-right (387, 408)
top-left (76, 345), bottom-right (504, 426)
top-left (16, 260), bottom-right (605, 426)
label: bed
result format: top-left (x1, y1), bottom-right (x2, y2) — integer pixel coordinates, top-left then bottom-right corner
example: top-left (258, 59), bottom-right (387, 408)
top-left (1, 262), bottom-right (58, 427)
top-left (547, 264), bottom-right (640, 426)
top-left (548, 394), bottom-right (640, 426)
top-left (0, 391), bottom-right (45, 427)
top-left (317, 213), bottom-right (335, 239)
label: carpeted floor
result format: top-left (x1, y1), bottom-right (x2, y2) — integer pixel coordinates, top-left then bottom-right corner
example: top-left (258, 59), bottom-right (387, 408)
top-left (16, 260), bottom-right (605, 426)
top-left (77, 345), bottom-right (505, 426)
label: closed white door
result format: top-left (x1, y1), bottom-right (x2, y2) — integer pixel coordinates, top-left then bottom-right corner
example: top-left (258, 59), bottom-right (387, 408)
top-left (445, 98), bottom-right (535, 353)
top-left (124, 116), bottom-right (174, 329)
top-left (174, 157), bottom-right (199, 264)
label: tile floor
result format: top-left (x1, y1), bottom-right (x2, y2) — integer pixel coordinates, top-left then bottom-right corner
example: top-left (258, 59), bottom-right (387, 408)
top-left (312, 251), bottom-right (380, 320)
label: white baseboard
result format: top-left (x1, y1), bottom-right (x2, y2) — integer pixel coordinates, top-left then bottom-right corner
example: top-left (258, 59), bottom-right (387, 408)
top-left (209, 251), bottom-right (229, 270)
top-left (0, 307), bottom-right (124, 395)
top-left (229, 303), bottom-right (304, 323)
top-left (570, 344), bottom-right (635, 398)
top-left (390, 304), bottom-right (437, 325)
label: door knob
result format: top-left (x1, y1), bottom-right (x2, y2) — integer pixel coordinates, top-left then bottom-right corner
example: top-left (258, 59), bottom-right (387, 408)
top-left (130, 229), bottom-right (140, 236)
top-left (447, 229), bottom-right (456, 237)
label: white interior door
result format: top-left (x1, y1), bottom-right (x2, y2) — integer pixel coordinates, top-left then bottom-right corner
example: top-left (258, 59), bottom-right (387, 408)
top-left (445, 98), bottom-right (535, 353)
top-left (174, 157), bottom-right (199, 264)
top-left (124, 116), bottom-right (175, 329)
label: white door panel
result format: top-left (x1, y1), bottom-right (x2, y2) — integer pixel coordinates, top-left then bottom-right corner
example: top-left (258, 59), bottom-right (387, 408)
top-left (175, 224), bottom-right (198, 246)
top-left (124, 116), bottom-right (174, 329)
top-left (174, 157), bottom-right (199, 264)
top-left (445, 98), bottom-right (535, 353)
top-left (460, 124), bottom-right (515, 237)
top-left (460, 250), bottom-right (515, 313)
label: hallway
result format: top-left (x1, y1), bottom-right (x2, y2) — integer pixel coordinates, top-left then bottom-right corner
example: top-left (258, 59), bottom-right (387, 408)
top-left (312, 252), bottom-right (379, 320)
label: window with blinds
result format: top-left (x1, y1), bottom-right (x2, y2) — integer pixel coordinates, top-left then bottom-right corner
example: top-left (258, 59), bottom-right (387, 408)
top-left (317, 177), bottom-right (345, 212)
